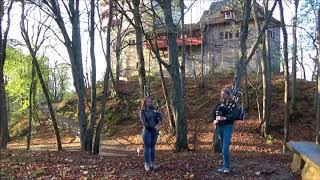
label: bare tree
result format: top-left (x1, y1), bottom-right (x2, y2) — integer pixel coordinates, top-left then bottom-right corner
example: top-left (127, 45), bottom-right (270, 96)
top-left (33, 0), bottom-right (88, 150)
top-left (233, 0), bottom-right (251, 91)
top-left (93, 0), bottom-right (113, 155)
top-left (290, 0), bottom-right (299, 121)
top-left (84, 0), bottom-right (97, 152)
top-left (253, 0), bottom-right (272, 138)
top-left (154, 0), bottom-right (188, 151)
top-left (146, 34), bottom-right (176, 133)
top-left (278, 0), bottom-right (290, 153)
top-left (298, 41), bottom-right (306, 80)
top-left (316, 5), bottom-right (320, 144)
top-left (0, 0), bottom-right (14, 149)
top-left (20, 0), bottom-right (62, 150)
top-left (27, 62), bottom-right (36, 150)
top-left (180, 0), bottom-right (186, 96)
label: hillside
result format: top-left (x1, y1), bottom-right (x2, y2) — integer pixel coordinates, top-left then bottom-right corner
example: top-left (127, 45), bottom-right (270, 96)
top-left (2, 73), bottom-right (316, 179)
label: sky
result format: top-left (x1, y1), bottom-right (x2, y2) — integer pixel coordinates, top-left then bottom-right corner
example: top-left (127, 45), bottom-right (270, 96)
top-left (6, 0), bottom-right (316, 91)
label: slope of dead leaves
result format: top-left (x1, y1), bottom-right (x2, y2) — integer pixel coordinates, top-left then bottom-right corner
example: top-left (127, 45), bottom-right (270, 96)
top-left (2, 74), bottom-right (314, 179)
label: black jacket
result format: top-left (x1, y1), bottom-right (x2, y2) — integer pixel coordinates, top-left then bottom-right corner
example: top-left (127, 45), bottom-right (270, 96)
top-left (140, 106), bottom-right (157, 131)
top-left (212, 100), bottom-right (240, 126)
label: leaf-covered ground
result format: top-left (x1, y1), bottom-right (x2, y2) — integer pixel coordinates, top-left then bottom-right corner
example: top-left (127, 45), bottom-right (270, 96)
top-left (2, 75), bottom-right (314, 179)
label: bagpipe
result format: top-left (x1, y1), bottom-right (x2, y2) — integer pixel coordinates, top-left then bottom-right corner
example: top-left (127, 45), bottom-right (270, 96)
top-left (230, 76), bottom-right (245, 121)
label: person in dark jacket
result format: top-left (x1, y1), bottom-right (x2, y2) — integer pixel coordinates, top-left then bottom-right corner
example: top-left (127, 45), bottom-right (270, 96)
top-left (140, 96), bottom-right (162, 171)
top-left (212, 88), bottom-right (239, 173)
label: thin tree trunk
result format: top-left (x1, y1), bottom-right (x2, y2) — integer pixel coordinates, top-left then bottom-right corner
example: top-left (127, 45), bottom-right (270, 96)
top-left (299, 44), bottom-right (306, 80)
top-left (115, 14), bottom-right (124, 87)
top-left (158, 57), bottom-right (175, 133)
top-left (85, 0), bottom-right (97, 152)
top-left (93, 1), bottom-right (113, 155)
top-left (20, 0), bottom-right (62, 150)
top-left (132, 0), bottom-right (146, 98)
top-left (253, 0), bottom-right (272, 138)
top-left (30, 52), bottom-right (62, 151)
top-left (278, 0), bottom-right (290, 153)
top-left (27, 63), bottom-right (36, 150)
top-left (290, 0), bottom-right (299, 121)
top-left (41, 0), bottom-right (87, 150)
top-left (316, 6), bottom-right (320, 144)
top-left (200, 29), bottom-right (205, 88)
top-left (234, 0), bottom-right (251, 90)
top-left (180, 0), bottom-right (186, 97)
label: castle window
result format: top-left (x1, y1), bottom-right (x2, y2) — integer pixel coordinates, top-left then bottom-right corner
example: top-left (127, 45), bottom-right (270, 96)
top-left (225, 32), bottom-right (228, 39)
top-left (128, 39), bottom-right (135, 45)
top-left (220, 32), bottom-right (224, 39)
top-left (229, 32), bottom-right (233, 39)
top-left (224, 11), bottom-right (235, 20)
top-left (269, 30), bottom-right (274, 39)
top-left (236, 31), bottom-right (239, 38)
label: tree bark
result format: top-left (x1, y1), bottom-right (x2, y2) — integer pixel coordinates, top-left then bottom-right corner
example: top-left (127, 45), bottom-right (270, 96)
top-left (132, 0), bottom-right (147, 97)
top-left (278, 0), bottom-right (290, 153)
top-left (157, 56), bottom-right (175, 133)
top-left (234, 0), bottom-right (251, 91)
top-left (21, 0), bottom-right (62, 151)
top-left (290, 0), bottom-right (299, 121)
top-left (0, 0), bottom-right (14, 149)
top-left (180, 0), bottom-right (186, 97)
top-left (316, 6), bottom-right (320, 144)
top-left (93, 0), bottom-right (113, 155)
top-left (299, 44), bottom-right (306, 80)
top-left (42, 0), bottom-right (87, 149)
top-left (27, 63), bottom-right (36, 150)
top-left (159, 0), bottom-right (188, 151)
top-left (115, 13), bottom-right (124, 88)
top-left (85, 0), bottom-right (97, 152)
top-left (200, 30), bottom-right (205, 88)
top-left (253, 0), bottom-right (272, 138)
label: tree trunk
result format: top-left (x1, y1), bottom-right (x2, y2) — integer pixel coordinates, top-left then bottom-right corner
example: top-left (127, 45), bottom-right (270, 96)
top-left (31, 52), bottom-right (62, 151)
top-left (278, 0), bottom-right (290, 153)
top-left (200, 31), bottom-right (205, 88)
top-left (253, 0), bottom-right (272, 138)
top-left (234, 0), bottom-right (251, 91)
top-left (180, 0), bottom-right (186, 97)
top-left (93, 0), bottom-right (113, 155)
top-left (158, 59), bottom-right (175, 133)
top-left (245, 72), bottom-right (250, 110)
top-left (132, 0), bottom-right (147, 98)
top-left (316, 6), bottom-right (320, 144)
top-left (85, 0), bottom-right (97, 152)
top-left (148, 30), bottom-right (176, 133)
top-left (41, 0), bottom-right (87, 150)
top-left (20, 0), bottom-right (62, 150)
top-left (299, 44), bottom-right (306, 80)
top-left (27, 63), bottom-right (36, 150)
top-left (0, 66), bottom-right (9, 149)
top-left (290, 0), bottom-right (299, 121)
top-left (160, 0), bottom-right (188, 151)
top-left (0, 0), bottom-right (14, 149)
top-left (115, 14), bottom-right (124, 88)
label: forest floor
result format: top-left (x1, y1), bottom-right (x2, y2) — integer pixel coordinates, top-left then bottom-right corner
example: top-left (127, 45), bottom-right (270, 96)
top-left (1, 74), bottom-right (316, 179)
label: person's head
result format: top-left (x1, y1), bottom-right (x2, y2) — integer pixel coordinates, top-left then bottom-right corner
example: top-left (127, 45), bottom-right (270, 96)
top-left (220, 88), bottom-right (232, 103)
top-left (141, 96), bottom-right (153, 110)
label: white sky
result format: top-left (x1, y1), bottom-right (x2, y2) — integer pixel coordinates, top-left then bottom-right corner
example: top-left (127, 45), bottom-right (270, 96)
top-left (6, 0), bottom-right (316, 89)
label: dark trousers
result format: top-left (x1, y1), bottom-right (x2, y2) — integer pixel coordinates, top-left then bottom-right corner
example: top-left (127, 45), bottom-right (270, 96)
top-left (142, 129), bottom-right (158, 163)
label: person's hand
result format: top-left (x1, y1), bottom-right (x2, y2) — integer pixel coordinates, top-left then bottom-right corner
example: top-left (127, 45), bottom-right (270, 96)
top-left (213, 120), bottom-right (218, 124)
top-left (155, 124), bottom-right (160, 131)
top-left (216, 116), bottom-right (226, 121)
